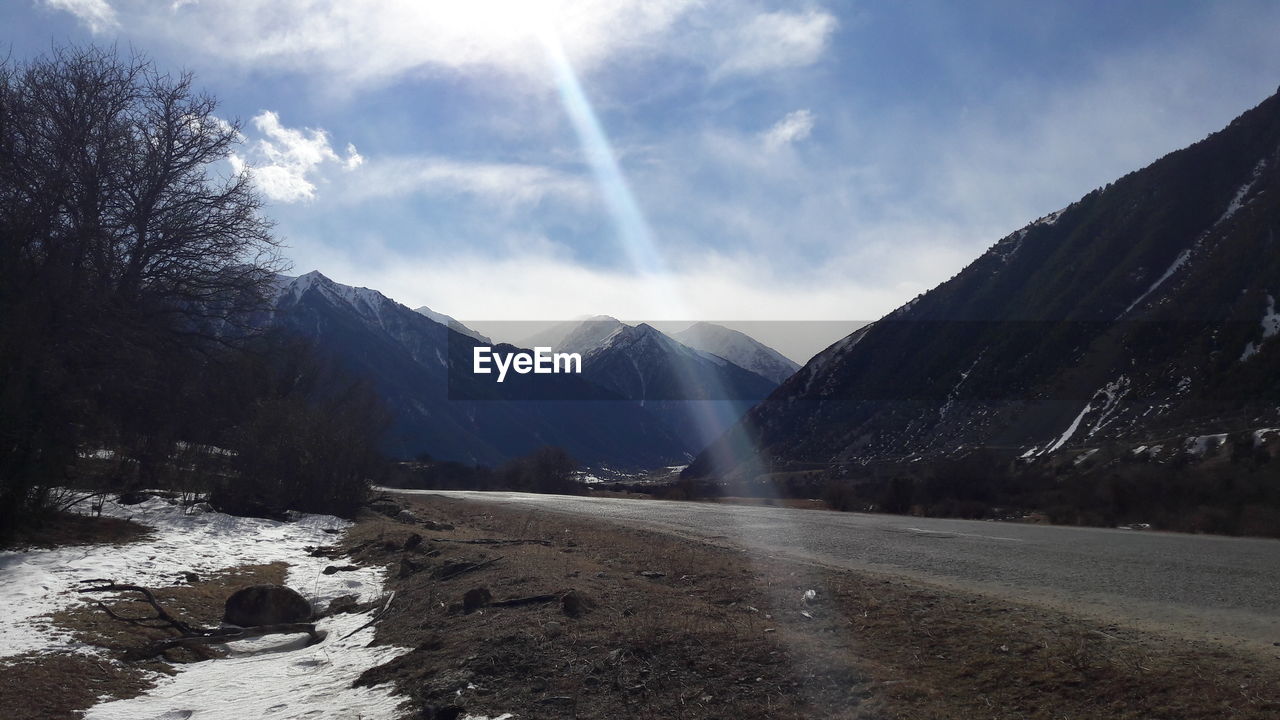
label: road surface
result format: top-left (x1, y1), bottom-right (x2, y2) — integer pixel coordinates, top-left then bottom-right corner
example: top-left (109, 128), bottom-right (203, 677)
top-left (391, 489), bottom-right (1280, 653)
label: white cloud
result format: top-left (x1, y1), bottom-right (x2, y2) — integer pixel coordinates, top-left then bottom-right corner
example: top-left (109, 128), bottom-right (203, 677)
top-left (61, 1), bottom-right (838, 89)
top-left (761, 109), bottom-right (815, 150)
top-left (118, 0), bottom-right (698, 87)
top-left (42, 0), bottom-right (118, 33)
top-left (344, 157), bottom-right (594, 208)
top-left (715, 9), bottom-right (838, 77)
top-left (343, 143), bottom-right (364, 170)
top-left (230, 111), bottom-right (361, 203)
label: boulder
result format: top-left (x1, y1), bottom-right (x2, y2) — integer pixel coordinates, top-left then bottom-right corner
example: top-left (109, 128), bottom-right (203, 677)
top-left (223, 585), bottom-right (313, 627)
top-left (368, 499), bottom-right (402, 517)
top-left (462, 587), bottom-right (492, 614)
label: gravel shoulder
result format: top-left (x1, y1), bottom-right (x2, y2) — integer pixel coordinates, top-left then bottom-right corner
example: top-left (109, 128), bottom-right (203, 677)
top-left (405, 489), bottom-right (1280, 658)
top-left (357, 493), bottom-right (1280, 719)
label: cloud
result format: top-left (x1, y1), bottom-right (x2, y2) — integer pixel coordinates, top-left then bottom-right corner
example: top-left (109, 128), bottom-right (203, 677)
top-left (343, 143), bottom-right (364, 170)
top-left (714, 9), bottom-right (838, 77)
top-left (761, 109), bottom-right (815, 150)
top-left (230, 111), bottom-right (361, 203)
top-left (343, 157), bottom-right (594, 208)
top-left (56, 1), bottom-right (839, 90)
top-left (42, 0), bottom-right (118, 32)
top-left (115, 0), bottom-right (698, 87)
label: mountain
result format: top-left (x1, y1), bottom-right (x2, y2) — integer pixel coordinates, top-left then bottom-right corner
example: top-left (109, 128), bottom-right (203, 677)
top-left (270, 272), bottom-right (687, 468)
top-left (413, 306), bottom-right (489, 344)
top-left (688, 89), bottom-right (1280, 480)
top-left (672, 322), bottom-right (801, 384)
top-left (511, 316), bottom-right (781, 449)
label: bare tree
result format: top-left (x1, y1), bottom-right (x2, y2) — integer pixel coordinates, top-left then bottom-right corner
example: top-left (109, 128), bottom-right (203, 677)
top-left (0, 46), bottom-right (283, 533)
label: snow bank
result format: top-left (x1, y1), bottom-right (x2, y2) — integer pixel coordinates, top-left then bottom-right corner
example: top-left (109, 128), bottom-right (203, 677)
top-left (85, 609), bottom-right (407, 720)
top-left (0, 494), bottom-right (410, 719)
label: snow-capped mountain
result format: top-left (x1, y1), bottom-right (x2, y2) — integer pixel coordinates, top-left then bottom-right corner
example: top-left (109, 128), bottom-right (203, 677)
top-left (270, 271), bottom-right (687, 468)
top-left (688, 88), bottom-right (1280, 479)
top-left (413, 306), bottom-right (489, 344)
top-left (515, 316), bottom-right (781, 449)
top-left (673, 322), bottom-right (801, 385)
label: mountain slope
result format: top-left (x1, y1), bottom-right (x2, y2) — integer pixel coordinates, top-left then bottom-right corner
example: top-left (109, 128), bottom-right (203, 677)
top-left (413, 305), bottom-right (490, 344)
top-left (673, 322), bottom-right (801, 384)
top-left (689, 89), bottom-right (1280, 479)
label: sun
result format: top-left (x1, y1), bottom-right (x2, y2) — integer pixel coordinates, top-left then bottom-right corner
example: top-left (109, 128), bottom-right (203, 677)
top-left (420, 0), bottom-right (564, 47)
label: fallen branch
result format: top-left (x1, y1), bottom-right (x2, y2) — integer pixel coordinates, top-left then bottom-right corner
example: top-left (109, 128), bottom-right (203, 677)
top-left (432, 555), bottom-right (503, 581)
top-left (488, 593), bottom-right (558, 608)
top-left (341, 591), bottom-right (396, 639)
top-left (79, 581), bottom-right (198, 635)
top-left (431, 538), bottom-right (551, 546)
top-left (79, 579), bottom-right (324, 658)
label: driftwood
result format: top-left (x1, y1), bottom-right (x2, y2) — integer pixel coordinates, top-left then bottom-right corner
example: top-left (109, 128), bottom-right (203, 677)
top-left (78, 580), bottom-right (323, 657)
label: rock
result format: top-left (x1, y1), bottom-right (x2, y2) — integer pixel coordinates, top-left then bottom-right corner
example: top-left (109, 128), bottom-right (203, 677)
top-left (462, 587), bottom-right (492, 614)
top-left (181, 571), bottom-right (200, 584)
top-left (369, 499), bottom-right (402, 517)
top-left (188, 502), bottom-right (214, 514)
top-left (399, 557), bottom-right (425, 578)
top-left (421, 706), bottom-right (464, 720)
top-left (322, 564), bottom-right (360, 575)
top-left (639, 570), bottom-right (665, 579)
top-left (403, 533), bottom-right (424, 550)
top-left (395, 509), bottom-right (419, 524)
top-left (117, 491), bottom-right (151, 505)
top-left (802, 589), bottom-right (819, 606)
top-left (560, 589), bottom-right (592, 618)
top-left (421, 520), bottom-right (454, 532)
top-left (223, 585), bottom-right (313, 627)
top-left (543, 621), bottom-right (563, 638)
top-left (325, 594), bottom-right (361, 615)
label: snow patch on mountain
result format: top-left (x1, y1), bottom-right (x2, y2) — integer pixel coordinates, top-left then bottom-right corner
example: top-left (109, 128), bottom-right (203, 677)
top-left (1122, 249), bottom-right (1192, 316)
top-left (672, 322), bottom-right (800, 384)
top-left (1240, 294), bottom-right (1279, 361)
top-left (1217, 158), bottom-right (1268, 225)
top-left (415, 305), bottom-right (490, 343)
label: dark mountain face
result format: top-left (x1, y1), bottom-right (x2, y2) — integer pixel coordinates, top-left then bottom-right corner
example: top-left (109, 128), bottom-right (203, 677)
top-left (689, 90), bottom-right (1280, 479)
top-left (270, 272), bottom-right (688, 468)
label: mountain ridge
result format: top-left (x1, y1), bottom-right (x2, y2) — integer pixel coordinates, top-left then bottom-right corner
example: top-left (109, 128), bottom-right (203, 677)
top-left (688, 88), bottom-right (1280, 479)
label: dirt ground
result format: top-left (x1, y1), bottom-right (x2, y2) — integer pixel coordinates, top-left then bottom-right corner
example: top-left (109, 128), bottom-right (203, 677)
top-left (349, 493), bottom-right (1280, 720)
top-left (6, 498), bottom-right (1278, 719)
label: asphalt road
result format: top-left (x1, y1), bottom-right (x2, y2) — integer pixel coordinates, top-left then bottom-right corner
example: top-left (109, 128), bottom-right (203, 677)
top-left (392, 489), bottom-right (1280, 653)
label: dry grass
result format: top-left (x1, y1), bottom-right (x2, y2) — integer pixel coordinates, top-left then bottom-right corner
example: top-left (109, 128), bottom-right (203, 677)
top-left (351, 495), bottom-right (1280, 720)
top-left (2, 511), bottom-right (152, 550)
top-left (0, 652), bottom-right (155, 720)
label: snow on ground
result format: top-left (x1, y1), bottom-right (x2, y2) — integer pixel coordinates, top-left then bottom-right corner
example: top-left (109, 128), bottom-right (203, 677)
top-left (85, 609), bottom-right (407, 720)
top-left (0, 494), bottom-right (411, 720)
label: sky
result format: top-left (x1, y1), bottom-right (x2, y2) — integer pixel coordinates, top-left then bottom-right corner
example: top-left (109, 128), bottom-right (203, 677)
top-left (6, 0), bottom-right (1280, 359)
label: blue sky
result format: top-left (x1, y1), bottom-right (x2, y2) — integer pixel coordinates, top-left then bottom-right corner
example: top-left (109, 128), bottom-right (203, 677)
top-left (7, 1), bottom-right (1280, 336)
